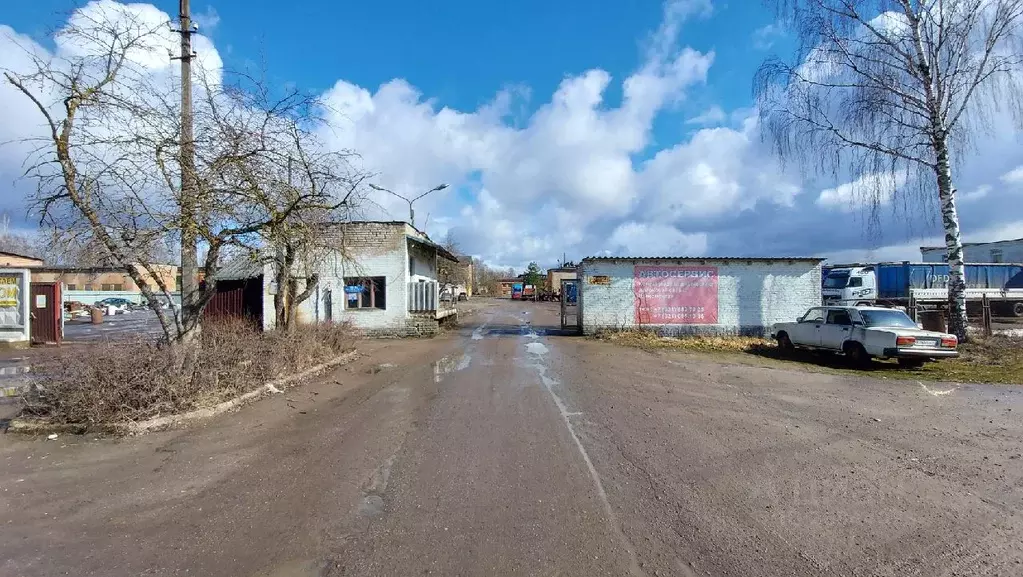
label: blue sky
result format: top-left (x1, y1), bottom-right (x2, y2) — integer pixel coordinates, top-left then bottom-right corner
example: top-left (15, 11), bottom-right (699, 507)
top-left (2, 0), bottom-right (1022, 270)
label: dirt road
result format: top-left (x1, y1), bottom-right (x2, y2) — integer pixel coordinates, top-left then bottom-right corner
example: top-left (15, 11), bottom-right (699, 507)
top-left (2, 300), bottom-right (1021, 576)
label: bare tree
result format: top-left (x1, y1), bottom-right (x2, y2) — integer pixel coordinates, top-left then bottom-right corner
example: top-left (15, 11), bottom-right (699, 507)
top-left (3, 7), bottom-right (364, 355)
top-left (755, 0), bottom-right (1023, 340)
top-left (437, 231), bottom-right (469, 289)
top-left (249, 127), bottom-right (366, 332)
top-left (0, 214), bottom-right (40, 258)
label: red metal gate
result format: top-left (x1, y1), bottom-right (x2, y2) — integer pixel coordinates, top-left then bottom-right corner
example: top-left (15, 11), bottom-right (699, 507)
top-left (205, 287), bottom-right (245, 319)
top-left (30, 282), bottom-right (62, 345)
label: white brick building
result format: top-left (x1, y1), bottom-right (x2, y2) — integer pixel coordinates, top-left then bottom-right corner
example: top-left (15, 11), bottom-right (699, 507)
top-left (578, 257), bottom-right (823, 336)
top-left (288, 221), bottom-right (459, 336)
top-left (920, 238), bottom-right (1023, 264)
top-left (215, 222), bottom-right (459, 336)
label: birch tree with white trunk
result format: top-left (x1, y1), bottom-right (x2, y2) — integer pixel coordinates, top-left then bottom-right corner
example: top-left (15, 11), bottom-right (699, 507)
top-left (755, 0), bottom-right (1023, 340)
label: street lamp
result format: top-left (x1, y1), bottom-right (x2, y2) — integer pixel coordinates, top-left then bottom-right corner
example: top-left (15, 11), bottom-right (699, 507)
top-left (368, 183), bottom-right (448, 228)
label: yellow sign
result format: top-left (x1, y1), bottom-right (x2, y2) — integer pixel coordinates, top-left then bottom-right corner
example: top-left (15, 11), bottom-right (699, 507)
top-left (588, 275), bottom-right (611, 285)
top-left (0, 276), bottom-right (18, 308)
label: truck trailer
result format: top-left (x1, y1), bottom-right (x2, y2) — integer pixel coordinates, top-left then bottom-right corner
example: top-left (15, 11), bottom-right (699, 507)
top-left (822, 262), bottom-right (1023, 316)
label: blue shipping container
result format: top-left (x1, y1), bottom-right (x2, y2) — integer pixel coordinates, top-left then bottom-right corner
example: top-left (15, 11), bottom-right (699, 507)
top-left (876, 263), bottom-right (1023, 299)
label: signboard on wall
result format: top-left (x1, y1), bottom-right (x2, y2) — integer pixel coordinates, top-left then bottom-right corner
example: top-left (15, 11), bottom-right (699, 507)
top-left (0, 273), bottom-right (24, 328)
top-left (634, 266), bottom-right (718, 324)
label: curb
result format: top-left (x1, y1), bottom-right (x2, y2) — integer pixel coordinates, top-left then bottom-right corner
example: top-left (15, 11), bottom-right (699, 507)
top-left (6, 349), bottom-right (359, 437)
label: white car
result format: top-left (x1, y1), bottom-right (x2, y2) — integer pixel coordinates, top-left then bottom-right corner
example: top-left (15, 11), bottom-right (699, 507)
top-left (771, 306), bottom-right (959, 367)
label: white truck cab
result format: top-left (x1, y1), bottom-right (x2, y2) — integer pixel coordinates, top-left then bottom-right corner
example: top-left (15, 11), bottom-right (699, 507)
top-left (822, 266), bottom-right (878, 305)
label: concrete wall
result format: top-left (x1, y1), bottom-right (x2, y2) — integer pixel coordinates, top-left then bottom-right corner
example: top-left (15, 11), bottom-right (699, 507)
top-left (579, 259), bottom-right (821, 336)
top-left (409, 241), bottom-right (438, 283)
top-left (546, 269), bottom-right (578, 292)
top-left (922, 240), bottom-right (1023, 263)
top-left (0, 269), bottom-right (31, 347)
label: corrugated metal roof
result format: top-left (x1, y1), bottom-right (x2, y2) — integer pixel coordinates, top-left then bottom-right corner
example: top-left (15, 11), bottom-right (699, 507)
top-left (214, 258), bottom-right (265, 281)
top-left (407, 235), bottom-right (459, 263)
top-left (0, 250), bottom-right (43, 261)
top-left (581, 256), bottom-right (824, 262)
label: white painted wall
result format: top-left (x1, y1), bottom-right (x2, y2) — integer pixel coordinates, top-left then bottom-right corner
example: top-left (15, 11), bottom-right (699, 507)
top-left (408, 241), bottom-right (438, 283)
top-left (294, 245), bottom-right (411, 333)
top-left (579, 259), bottom-right (822, 336)
top-left (922, 240), bottom-right (1023, 263)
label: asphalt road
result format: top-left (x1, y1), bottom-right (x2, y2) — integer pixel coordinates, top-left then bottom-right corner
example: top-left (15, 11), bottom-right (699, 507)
top-left (2, 300), bottom-right (1021, 576)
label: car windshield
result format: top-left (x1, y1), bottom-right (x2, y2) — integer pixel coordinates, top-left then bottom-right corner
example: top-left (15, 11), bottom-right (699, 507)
top-left (823, 272), bottom-right (849, 288)
top-left (858, 309), bottom-right (918, 328)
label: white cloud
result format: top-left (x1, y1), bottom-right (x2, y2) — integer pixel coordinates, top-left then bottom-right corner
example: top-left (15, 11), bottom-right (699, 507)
top-left (636, 116), bottom-right (800, 221)
top-left (959, 185), bottom-right (991, 202)
top-left (685, 105), bottom-right (726, 125)
top-left (607, 222), bottom-right (708, 256)
top-left (752, 22), bottom-right (784, 50)
top-left (1000, 165), bottom-right (1023, 184)
top-left (193, 6), bottom-right (220, 32)
top-left (817, 170), bottom-right (908, 212)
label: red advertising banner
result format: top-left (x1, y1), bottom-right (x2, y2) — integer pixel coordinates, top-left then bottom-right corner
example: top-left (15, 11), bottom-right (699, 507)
top-left (634, 266), bottom-right (718, 325)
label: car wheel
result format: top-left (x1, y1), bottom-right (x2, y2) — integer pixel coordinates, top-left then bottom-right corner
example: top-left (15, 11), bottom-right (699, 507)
top-left (844, 342), bottom-right (871, 367)
top-left (776, 332), bottom-right (794, 353)
top-left (898, 358), bottom-right (925, 369)
top-left (1014, 302), bottom-right (1023, 318)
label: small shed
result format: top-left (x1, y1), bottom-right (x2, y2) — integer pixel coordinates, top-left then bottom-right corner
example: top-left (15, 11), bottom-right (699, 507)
top-left (208, 259), bottom-right (273, 330)
top-left (578, 256), bottom-right (823, 336)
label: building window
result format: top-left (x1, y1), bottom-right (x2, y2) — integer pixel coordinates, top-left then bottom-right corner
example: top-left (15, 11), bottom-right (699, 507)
top-left (85, 284), bottom-right (96, 291)
top-left (66, 284), bottom-right (77, 291)
top-left (409, 255), bottom-right (415, 276)
top-left (991, 249), bottom-right (1003, 263)
top-left (344, 277), bottom-right (386, 310)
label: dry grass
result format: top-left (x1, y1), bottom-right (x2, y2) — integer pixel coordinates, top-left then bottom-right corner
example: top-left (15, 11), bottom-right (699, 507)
top-left (912, 335), bottom-right (1023, 384)
top-left (597, 329), bottom-right (1023, 384)
top-left (598, 329), bottom-right (771, 352)
top-left (21, 319), bottom-right (357, 425)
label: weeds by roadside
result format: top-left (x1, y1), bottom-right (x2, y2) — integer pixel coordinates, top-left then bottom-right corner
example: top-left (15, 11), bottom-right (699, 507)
top-left (597, 329), bottom-right (1023, 384)
top-left (597, 329), bottom-right (772, 352)
top-left (20, 319), bottom-right (357, 425)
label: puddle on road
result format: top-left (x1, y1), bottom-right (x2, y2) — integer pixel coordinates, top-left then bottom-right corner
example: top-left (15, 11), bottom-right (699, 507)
top-left (358, 494), bottom-right (385, 517)
top-left (433, 354), bottom-right (471, 382)
top-left (525, 342), bottom-right (549, 356)
top-left (0, 365), bottom-right (31, 378)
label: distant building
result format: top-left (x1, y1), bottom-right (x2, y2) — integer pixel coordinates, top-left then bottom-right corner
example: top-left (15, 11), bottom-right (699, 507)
top-left (497, 278), bottom-right (520, 298)
top-left (0, 250), bottom-right (44, 269)
top-left (32, 264), bottom-right (179, 293)
top-left (545, 263), bottom-right (578, 295)
top-left (218, 221), bottom-right (460, 336)
top-left (920, 238), bottom-right (1023, 263)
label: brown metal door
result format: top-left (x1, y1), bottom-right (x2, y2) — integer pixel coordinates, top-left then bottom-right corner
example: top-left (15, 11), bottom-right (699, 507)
top-left (30, 282), bottom-right (61, 345)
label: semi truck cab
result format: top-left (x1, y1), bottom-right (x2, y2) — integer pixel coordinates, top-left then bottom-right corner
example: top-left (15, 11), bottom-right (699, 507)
top-left (822, 266), bottom-right (877, 305)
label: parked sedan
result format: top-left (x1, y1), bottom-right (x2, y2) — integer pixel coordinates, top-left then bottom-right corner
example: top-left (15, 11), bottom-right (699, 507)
top-left (771, 306), bottom-right (958, 367)
top-left (94, 297), bottom-right (134, 311)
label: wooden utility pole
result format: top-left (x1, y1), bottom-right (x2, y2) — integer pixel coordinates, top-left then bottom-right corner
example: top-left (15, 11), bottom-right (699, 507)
top-left (176, 0), bottom-right (198, 326)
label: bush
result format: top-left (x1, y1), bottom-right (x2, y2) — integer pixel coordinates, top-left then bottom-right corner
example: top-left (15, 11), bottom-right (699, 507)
top-left (21, 319), bottom-right (357, 425)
